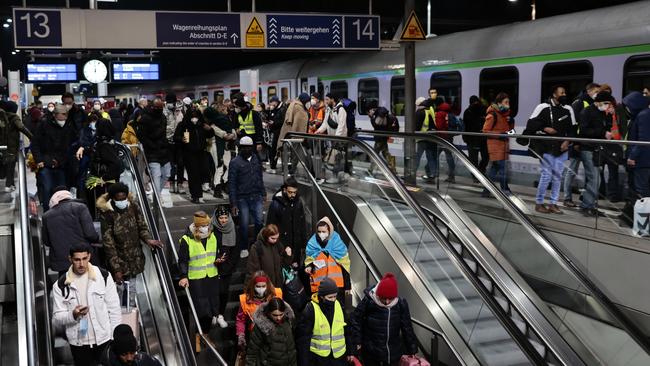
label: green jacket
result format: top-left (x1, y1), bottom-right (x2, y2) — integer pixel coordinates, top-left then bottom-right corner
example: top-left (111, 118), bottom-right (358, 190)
top-left (97, 193), bottom-right (152, 277)
top-left (246, 300), bottom-right (297, 366)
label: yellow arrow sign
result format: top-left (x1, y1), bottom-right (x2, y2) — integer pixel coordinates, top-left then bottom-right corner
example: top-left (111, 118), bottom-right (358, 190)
top-left (400, 11), bottom-right (426, 41)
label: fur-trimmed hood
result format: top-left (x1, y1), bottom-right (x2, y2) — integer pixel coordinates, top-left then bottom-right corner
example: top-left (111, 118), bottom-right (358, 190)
top-left (251, 300), bottom-right (295, 336)
top-left (96, 192), bottom-right (136, 212)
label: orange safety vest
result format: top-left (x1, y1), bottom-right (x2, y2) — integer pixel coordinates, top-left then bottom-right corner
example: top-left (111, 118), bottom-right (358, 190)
top-left (310, 252), bottom-right (344, 293)
top-left (239, 288), bottom-right (283, 332)
top-left (308, 105), bottom-right (325, 133)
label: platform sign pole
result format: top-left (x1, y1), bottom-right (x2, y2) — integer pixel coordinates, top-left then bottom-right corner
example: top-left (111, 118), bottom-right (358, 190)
top-left (402, 0), bottom-right (417, 185)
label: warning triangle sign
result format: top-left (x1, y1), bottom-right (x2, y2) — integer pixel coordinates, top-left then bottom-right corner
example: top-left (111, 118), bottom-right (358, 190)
top-left (246, 17), bottom-right (264, 34)
top-left (400, 11), bottom-right (426, 41)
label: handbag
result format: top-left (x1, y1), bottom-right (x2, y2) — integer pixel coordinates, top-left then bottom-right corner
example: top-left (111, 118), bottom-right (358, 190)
top-left (633, 198), bottom-right (650, 237)
top-left (282, 267), bottom-right (308, 312)
top-left (399, 355), bottom-right (431, 366)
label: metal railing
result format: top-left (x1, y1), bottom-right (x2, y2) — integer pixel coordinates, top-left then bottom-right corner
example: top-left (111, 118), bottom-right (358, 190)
top-left (356, 130), bottom-right (650, 358)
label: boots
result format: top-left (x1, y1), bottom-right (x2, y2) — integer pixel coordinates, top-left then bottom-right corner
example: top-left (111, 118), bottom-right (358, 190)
top-left (170, 181), bottom-right (178, 194)
top-left (213, 184), bottom-right (224, 199)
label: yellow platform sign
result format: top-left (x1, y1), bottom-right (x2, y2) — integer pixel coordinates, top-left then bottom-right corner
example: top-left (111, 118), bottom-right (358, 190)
top-left (246, 16), bottom-right (265, 48)
top-left (400, 11), bottom-right (426, 41)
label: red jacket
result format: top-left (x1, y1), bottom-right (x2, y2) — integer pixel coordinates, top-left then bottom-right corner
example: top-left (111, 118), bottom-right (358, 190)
top-left (435, 102), bottom-right (452, 140)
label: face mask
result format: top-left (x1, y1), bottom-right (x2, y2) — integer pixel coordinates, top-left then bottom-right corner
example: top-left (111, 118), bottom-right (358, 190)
top-left (191, 117), bottom-right (199, 124)
top-left (114, 199), bottom-right (129, 210)
top-left (590, 93), bottom-right (599, 100)
top-left (497, 105), bottom-right (509, 112)
top-left (201, 102), bottom-right (208, 107)
top-left (318, 232), bottom-right (328, 241)
top-left (93, 104), bottom-right (101, 111)
top-left (270, 104), bottom-right (276, 110)
top-left (255, 287), bottom-right (267, 297)
top-left (64, 104), bottom-right (73, 112)
top-left (311, 98), bottom-right (318, 106)
top-left (598, 104), bottom-right (609, 112)
top-left (198, 226), bottom-right (210, 237)
top-left (47, 106), bottom-right (55, 112)
top-left (557, 96), bottom-right (568, 105)
top-left (304, 102), bottom-right (311, 109)
top-left (234, 107), bottom-right (242, 114)
top-left (55, 119), bottom-right (66, 127)
top-left (89, 122), bottom-right (96, 130)
top-left (166, 103), bottom-right (174, 110)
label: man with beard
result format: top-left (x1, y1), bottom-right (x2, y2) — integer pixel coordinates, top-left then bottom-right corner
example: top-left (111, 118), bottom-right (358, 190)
top-left (266, 177), bottom-right (307, 265)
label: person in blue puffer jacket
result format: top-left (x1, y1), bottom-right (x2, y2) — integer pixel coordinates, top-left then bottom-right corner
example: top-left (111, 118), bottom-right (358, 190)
top-left (349, 272), bottom-right (418, 366)
top-left (625, 92), bottom-right (650, 197)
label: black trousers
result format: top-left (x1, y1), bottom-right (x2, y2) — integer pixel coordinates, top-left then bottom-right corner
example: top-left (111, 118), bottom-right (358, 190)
top-left (169, 143), bottom-right (186, 184)
top-left (269, 131), bottom-right (281, 169)
top-left (217, 274), bottom-right (232, 315)
top-left (188, 275), bottom-right (220, 332)
top-left (5, 159), bottom-right (16, 187)
top-left (70, 342), bottom-right (109, 366)
top-left (467, 141), bottom-right (489, 174)
top-left (184, 151), bottom-right (208, 200)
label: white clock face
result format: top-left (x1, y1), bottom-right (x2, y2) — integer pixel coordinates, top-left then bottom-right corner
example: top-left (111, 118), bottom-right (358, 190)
top-left (83, 59), bottom-right (107, 84)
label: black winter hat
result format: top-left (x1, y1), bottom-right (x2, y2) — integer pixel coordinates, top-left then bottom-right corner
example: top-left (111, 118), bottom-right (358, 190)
top-left (112, 324), bottom-right (137, 355)
top-left (595, 91), bottom-right (615, 103)
top-left (0, 100), bottom-right (18, 114)
top-left (165, 93), bottom-right (177, 103)
top-left (318, 278), bottom-right (338, 297)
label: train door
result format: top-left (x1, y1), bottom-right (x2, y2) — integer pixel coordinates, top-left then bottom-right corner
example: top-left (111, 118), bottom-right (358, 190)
top-left (307, 77), bottom-right (318, 95)
top-left (278, 81), bottom-right (291, 103)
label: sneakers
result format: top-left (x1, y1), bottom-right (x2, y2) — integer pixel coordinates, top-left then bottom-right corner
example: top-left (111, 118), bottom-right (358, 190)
top-left (535, 204), bottom-right (550, 214)
top-left (216, 315), bottom-right (228, 328)
top-left (240, 249), bottom-right (249, 258)
top-left (170, 182), bottom-right (178, 194)
top-left (547, 204), bottom-right (563, 214)
top-left (161, 197), bottom-right (173, 208)
top-left (325, 177), bottom-right (340, 184)
top-left (580, 207), bottom-right (605, 217)
top-left (202, 183), bottom-right (211, 192)
top-left (4, 186), bottom-right (15, 193)
top-left (191, 197), bottom-right (205, 204)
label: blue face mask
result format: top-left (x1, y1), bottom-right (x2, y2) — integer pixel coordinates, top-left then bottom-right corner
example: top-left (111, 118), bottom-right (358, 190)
top-left (498, 105), bottom-right (510, 112)
top-left (113, 199), bottom-right (129, 210)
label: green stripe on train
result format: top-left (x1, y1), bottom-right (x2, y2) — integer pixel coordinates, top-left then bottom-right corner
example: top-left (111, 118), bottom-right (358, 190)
top-left (319, 43), bottom-right (650, 81)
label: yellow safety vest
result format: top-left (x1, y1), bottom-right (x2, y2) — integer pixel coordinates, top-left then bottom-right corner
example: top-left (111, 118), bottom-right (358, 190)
top-left (183, 234), bottom-right (218, 280)
top-left (421, 106), bottom-right (435, 132)
top-left (238, 111), bottom-right (256, 135)
top-left (310, 300), bottom-right (346, 359)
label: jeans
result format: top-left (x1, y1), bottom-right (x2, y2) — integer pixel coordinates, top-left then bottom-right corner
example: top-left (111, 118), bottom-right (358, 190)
top-left (237, 195), bottom-right (264, 250)
top-left (438, 147), bottom-right (456, 178)
top-left (634, 168), bottom-right (650, 198)
top-left (38, 167), bottom-right (67, 211)
top-left (416, 141), bottom-right (438, 178)
top-left (467, 141), bottom-right (489, 174)
top-left (487, 160), bottom-right (510, 191)
top-left (579, 150), bottom-right (600, 209)
top-left (536, 152), bottom-right (568, 204)
top-left (148, 162), bottom-right (171, 194)
top-left (562, 156), bottom-right (583, 201)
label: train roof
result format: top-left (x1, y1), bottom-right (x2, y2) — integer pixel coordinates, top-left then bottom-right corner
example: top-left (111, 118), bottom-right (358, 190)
top-left (112, 1), bottom-right (650, 95)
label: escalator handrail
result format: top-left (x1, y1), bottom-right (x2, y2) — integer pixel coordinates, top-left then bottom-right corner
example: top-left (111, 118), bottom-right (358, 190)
top-left (115, 143), bottom-right (198, 366)
top-left (285, 133), bottom-right (548, 365)
top-left (282, 141), bottom-right (460, 364)
top-left (358, 129), bottom-right (650, 356)
top-left (16, 150), bottom-right (36, 366)
top-left (124, 143), bottom-right (228, 366)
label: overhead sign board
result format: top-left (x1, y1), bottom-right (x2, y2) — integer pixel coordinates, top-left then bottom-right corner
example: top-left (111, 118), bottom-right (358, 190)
top-left (13, 8), bottom-right (380, 50)
top-left (112, 63), bottom-right (160, 81)
top-left (26, 63), bottom-right (78, 82)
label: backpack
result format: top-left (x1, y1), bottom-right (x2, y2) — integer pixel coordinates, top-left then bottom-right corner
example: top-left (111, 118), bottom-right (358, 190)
top-left (90, 141), bottom-right (124, 182)
top-left (341, 98), bottom-right (357, 137)
top-left (57, 267), bottom-right (110, 299)
top-left (448, 113), bottom-right (464, 132)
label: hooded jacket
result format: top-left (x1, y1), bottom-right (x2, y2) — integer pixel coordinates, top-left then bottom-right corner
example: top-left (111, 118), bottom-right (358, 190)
top-left (96, 193), bottom-right (152, 277)
top-left (625, 92), bottom-right (650, 168)
top-left (483, 105), bottom-right (513, 161)
top-left (246, 231), bottom-right (292, 288)
top-left (266, 188), bottom-right (308, 250)
top-left (173, 115), bottom-right (214, 153)
top-left (349, 285), bottom-right (418, 363)
top-left (304, 217), bottom-right (350, 274)
top-left (246, 300), bottom-right (297, 366)
top-left (435, 102), bottom-right (452, 140)
top-left (52, 264), bottom-right (121, 347)
top-left (42, 198), bottom-right (99, 271)
top-left (279, 100), bottom-right (309, 147)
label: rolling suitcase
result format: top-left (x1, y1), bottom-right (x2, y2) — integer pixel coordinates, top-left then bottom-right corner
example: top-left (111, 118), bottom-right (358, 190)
top-left (121, 280), bottom-right (140, 342)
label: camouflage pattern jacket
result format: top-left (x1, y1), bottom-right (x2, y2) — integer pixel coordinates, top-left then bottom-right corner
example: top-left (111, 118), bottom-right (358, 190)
top-left (96, 193), bottom-right (152, 277)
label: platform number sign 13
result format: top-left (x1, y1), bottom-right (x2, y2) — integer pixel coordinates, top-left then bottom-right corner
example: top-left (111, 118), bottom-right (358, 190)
top-left (13, 9), bottom-right (62, 48)
top-left (345, 16), bottom-right (380, 49)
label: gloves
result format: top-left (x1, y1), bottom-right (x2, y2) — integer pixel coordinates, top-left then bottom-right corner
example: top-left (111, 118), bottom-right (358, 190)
top-left (237, 334), bottom-right (246, 350)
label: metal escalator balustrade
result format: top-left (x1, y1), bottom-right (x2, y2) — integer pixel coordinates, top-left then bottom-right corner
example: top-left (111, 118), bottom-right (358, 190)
top-left (356, 130), bottom-right (650, 365)
top-left (284, 133), bottom-right (577, 365)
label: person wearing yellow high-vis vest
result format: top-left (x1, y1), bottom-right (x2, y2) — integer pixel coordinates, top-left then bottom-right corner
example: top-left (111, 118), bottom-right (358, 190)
top-left (177, 211), bottom-right (221, 351)
top-left (297, 278), bottom-right (352, 366)
top-left (233, 94), bottom-right (264, 152)
top-left (414, 97), bottom-right (439, 183)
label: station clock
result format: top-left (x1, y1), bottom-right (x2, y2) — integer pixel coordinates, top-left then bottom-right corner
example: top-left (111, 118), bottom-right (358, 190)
top-left (83, 59), bottom-right (108, 84)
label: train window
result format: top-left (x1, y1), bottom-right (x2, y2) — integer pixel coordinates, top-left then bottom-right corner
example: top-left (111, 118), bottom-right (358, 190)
top-left (318, 82), bottom-right (324, 98)
top-left (541, 61), bottom-right (592, 103)
top-left (281, 87), bottom-right (289, 102)
top-left (391, 76), bottom-right (405, 116)
top-left (230, 89), bottom-right (240, 100)
top-left (479, 67), bottom-right (519, 117)
top-left (624, 55), bottom-right (650, 96)
top-left (431, 71), bottom-right (462, 115)
top-left (358, 78), bottom-right (379, 115)
top-left (329, 81), bottom-right (348, 99)
top-left (200, 91), bottom-right (208, 98)
top-left (214, 90), bottom-right (224, 104)
top-left (268, 86), bottom-right (277, 100)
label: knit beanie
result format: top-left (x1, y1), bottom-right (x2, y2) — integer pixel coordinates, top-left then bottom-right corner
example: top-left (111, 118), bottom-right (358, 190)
top-left (193, 211), bottom-right (211, 227)
top-left (112, 324), bottom-right (137, 355)
top-left (318, 278), bottom-right (338, 297)
top-left (376, 272), bottom-right (398, 299)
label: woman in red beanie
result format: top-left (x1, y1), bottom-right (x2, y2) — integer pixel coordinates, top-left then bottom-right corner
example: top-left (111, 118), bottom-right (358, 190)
top-left (349, 272), bottom-right (418, 366)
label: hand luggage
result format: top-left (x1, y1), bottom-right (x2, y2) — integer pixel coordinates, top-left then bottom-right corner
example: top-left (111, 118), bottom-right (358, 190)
top-left (633, 198), bottom-right (650, 236)
top-left (121, 280), bottom-right (140, 342)
top-left (399, 355), bottom-right (431, 366)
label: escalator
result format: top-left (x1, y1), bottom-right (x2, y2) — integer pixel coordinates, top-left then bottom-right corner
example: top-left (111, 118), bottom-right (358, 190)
top-left (283, 132), bottom-right (650, 365)
top-left (355, 131), bottom-right (650, 365)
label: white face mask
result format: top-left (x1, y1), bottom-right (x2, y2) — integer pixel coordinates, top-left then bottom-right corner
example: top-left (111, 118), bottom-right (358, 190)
top-left (304, 102), bottom-right (311, 109)
top-left (191, 117), bottom-right (199, 124)
top-left (114, 199), bottom-right (129, 210)
top-left (47, 106), bottom-right (55, 112)
top-left (311, 98), bottom-right (318, 106)
top-left (318, 232), bottom-right (328, 241)
top-left (93, 104), bottom-right (101, 111)
top-left (89, 122), bottom-right (96, 130)
top-left (55, 119), bottom-right (66, 127)
top-left (64, 104), bottom-right (73, 111)
top-left (234, 107), bottom-right (242, 114)
top-left (198, 226), bottom-right (210, 237)
top-left (255, 287), bottom-right (267, 297)
top-left (270, 104), bottom-right (276, 110)
top-left (597, 104), bottom-right (609, 112)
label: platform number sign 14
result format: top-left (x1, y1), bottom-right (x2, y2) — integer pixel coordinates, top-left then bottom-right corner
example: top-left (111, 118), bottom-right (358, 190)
top-left (13, 9), bottom-right (62, 48)
top-left (345, 16), bottom-right (380, 49)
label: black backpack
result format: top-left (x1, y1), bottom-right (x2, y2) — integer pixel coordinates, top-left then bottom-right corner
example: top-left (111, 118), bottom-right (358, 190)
top-left (57, 267), bottom-right (110, 299)
top-left (341, 98), bottom-right (357, 137)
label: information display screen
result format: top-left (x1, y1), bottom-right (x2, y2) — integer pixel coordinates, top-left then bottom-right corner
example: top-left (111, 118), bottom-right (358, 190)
top-left (112, 63), bottom-right (160, 81)
top-left (26, 63), bottom-right (78, 82)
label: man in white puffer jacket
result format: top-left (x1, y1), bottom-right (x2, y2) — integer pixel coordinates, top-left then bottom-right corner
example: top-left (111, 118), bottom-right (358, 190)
top-left (52, 244), bottom-right (121, 365)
